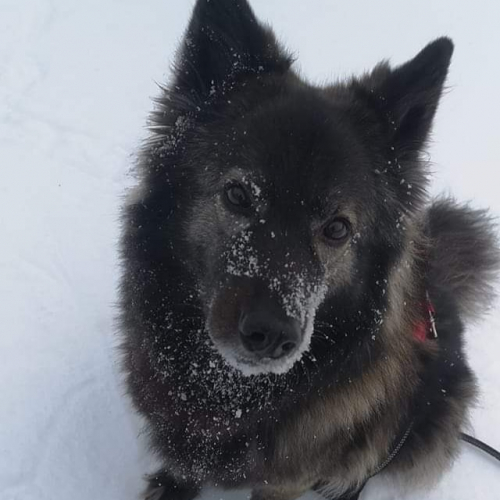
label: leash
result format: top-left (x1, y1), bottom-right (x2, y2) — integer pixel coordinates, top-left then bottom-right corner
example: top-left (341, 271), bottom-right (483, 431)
top-left (420, 295), bottom-right (500, 465)
top-left (367, 294), bottom-right (500, 480)
top-left (319, 293), bottom-right (500, 500)
top-left (461, 433), bottom-right (500, 462)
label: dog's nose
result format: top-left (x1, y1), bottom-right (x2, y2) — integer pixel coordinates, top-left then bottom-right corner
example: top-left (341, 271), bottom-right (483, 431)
top-left (239, 310), bottom-right (301, 359)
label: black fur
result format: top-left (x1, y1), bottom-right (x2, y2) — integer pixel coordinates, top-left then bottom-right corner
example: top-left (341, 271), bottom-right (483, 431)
top-left (119, 1), bottom-right (500, 499)
top-left (174, 0), bottom-right (292, 102)
top-left (426, 198), bottom-right (499, 319)
top-left (144, 471), bottom-right (199, 500)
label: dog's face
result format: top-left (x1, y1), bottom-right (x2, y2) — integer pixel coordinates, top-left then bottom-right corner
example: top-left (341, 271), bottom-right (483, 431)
top-left (160, 0), bottom-right (452, 376)
top-left (186, 92), bottom-right (386, 375)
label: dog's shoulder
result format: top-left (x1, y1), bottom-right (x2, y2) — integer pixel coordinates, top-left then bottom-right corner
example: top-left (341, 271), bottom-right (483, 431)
top-left (425, 197), bottom-right (500, 320)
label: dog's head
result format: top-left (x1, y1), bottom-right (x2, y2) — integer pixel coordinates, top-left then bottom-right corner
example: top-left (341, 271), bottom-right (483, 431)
top-left (147, 0), bottom-right (453, 376)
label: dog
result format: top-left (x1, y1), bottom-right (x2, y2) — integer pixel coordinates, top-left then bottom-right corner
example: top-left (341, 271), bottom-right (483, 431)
top-left (119, 1), bottom-right (500, 499)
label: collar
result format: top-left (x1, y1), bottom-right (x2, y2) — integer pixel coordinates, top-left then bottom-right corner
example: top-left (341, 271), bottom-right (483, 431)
top-left (368, 420), bottom-right (415, 480)
top-left (413, 291), bottom-right (438, 342)
top-left (363, 293), bottom-right (438, 488)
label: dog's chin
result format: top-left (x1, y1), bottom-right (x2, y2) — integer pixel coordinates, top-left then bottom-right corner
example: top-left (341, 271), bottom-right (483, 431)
top-left (212, 343), bottom-right (307, 377)
top-left (208, 316), bottom-right (316, 377)
top-left (230, 353), bottom-right (302, 377)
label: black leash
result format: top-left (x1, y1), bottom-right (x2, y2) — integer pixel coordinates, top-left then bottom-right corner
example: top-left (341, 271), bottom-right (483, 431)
top-left (359, 295), bottom-right (500, 497)
top-left (461, 433), bottom-right (500, 462)
top-left (366, 430), bottom-right (500, 486)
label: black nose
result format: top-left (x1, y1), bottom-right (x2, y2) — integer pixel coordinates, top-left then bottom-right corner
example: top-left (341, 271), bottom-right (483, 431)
top-left (239, 309), bottom-right (301, 359)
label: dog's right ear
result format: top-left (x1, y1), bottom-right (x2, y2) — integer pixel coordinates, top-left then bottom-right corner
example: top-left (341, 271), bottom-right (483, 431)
top-left (361, 38), bottom-right (454, 159)
top-left (173, 0), bottom-right (292, 105)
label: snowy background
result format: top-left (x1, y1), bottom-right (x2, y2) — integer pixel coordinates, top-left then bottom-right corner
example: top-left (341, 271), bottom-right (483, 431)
top-left (1, 0), bottom-right (499, 499)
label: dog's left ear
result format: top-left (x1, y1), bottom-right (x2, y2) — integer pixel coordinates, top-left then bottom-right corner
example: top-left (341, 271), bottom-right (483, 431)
top-left (173, 0), bottom-right (292, 105)
top-left (371, 37), bottom-right (454, 154)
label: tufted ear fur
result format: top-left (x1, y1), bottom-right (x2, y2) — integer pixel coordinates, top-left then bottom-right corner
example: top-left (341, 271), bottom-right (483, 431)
top-left (173, 0), bottom-right (292, 105)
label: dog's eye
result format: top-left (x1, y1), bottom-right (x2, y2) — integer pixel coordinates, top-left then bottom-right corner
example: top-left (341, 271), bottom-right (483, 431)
top-left (224, 183), bottom-right (252, 210)
top-left (323, 218), bottom-right (350, 242)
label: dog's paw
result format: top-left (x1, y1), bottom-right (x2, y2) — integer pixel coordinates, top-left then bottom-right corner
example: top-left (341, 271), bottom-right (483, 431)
top-left (144, 482), bottom-right (166, 500)
top-left (143, 471), bottom-right (200, 500)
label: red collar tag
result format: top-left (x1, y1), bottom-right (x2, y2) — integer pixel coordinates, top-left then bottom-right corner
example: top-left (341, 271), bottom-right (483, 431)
top-left (413, 293), bottom-right (438, 342)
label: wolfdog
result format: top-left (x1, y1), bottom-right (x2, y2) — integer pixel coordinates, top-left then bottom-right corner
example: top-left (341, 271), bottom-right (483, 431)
top-left (119, 1), bottom-right (499, 498)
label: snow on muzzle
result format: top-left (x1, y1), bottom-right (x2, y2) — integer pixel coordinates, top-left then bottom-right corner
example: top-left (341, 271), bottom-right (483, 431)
top-left (206, 229), bottom-right (326, 376)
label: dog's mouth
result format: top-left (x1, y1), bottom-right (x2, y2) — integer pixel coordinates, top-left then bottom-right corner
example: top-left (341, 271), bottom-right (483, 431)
top-left (207, 312), bottom-right (316, 377)
top-left (227, 347), bottom-right (307, 377)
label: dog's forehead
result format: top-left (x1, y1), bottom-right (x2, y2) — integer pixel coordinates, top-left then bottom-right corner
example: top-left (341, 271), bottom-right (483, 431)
top-left (225, 91), bottom-right (373, 211)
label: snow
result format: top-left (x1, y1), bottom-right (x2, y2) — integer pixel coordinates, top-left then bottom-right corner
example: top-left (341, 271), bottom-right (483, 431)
top-left (0, 0), bottom-right (499, 499)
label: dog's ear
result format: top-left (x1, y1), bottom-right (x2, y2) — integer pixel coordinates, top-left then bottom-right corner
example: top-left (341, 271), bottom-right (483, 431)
top-left (371, 38), bottom-right (454, 154)
top-left (174, 0), bottom-right (292, 104)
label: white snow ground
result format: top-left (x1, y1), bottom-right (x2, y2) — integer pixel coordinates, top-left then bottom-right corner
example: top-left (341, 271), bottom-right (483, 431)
top-left (1, 0), bottom-right (499, 499)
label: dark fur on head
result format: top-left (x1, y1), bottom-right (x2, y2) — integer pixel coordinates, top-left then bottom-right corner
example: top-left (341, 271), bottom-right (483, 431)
top-left (119, 1), bottom-right (499, 499)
